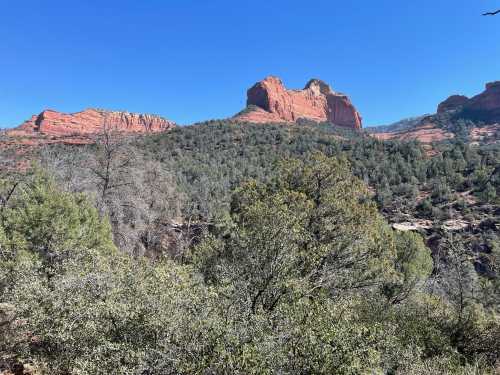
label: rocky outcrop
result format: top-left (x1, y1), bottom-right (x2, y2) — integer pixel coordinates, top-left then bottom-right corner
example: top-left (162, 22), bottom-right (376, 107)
top-left (9, 108), bottom-right (175, 137)
top-left (436, 81), bottom-right (500, 123)
top-left (437, 95), bottom-right (469, 113)
top-left (462, 81), bottom-right (500, 123)
top-left (372, 121), bottom-right (499, 145)
top-left (372, 80), bottom-right (500, 145)
top-left (234, 76), bottom-right (362, 129)
top-left (372, 123), bottom-right (455, 144)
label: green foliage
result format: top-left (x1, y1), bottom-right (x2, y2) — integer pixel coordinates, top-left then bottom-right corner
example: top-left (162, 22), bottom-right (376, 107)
top-left (383, 231), bottom-right (433, 303)
top-left (41, 122), bottom-right (498, 281)
top-left (196, 154), bottom-right (397, 312)
top-left (0, 171), bottom-right (114, 275)
top-left (6, 255), bottom-right (219, 374)
top-left (130, 120), bottom-right (498, 297)
top-left (126, 121), bottom-right (499, 222)
top-left (1, 117), bottom-right (498, 373)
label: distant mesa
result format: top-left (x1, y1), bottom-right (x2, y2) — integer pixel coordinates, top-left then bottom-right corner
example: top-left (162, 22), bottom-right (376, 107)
top-left (371, 80), bottom-right (500, 144)
top-left (233, 76), bottom-right (362, 129)
top-left (8, 108), bottom-right (176, 138)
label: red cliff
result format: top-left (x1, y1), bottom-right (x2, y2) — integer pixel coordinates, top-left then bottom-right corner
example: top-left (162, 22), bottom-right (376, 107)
top-left (436, 81), bottom-right (500, 123)
top-left (463, 81), bottom-right (500, 123)
top-left (234, 76), bottom-right (362, 129)
top-left (372, 80), bottom-right (500, 145)
top-left (9, 108), bottom-right (176, 137)
top-left (437, 95), bottom-right (469, 113)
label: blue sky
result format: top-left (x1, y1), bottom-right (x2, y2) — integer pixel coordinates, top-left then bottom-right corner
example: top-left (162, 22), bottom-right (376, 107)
top-left (1, 0), bottom-right (499, 127)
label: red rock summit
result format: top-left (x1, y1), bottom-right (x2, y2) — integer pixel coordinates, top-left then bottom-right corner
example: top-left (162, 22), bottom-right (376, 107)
top-left (10, 108), bottom-right (176, 138)
top-left (437, 95), bottom-right (469, 113)
top-left (464, 81), bottom-right (500, 123)
top-left (234, 76), bottom-right (362, 129)
top-left (437, 81), bottom-right (500, 123)
top-left (372, 80), bottom-right (500, 145)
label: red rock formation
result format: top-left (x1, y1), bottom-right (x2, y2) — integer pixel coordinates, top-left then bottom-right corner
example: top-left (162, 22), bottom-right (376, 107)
top-left (437, 95), bottom-right (469, 113)
top-left (373, 122), bottom-right (499, 145)
top-left (373, 81), bottom-right (500, 145)
top-left (435, 82), bottom-right (500, 123)
top-left (373, 123), bottom-right (455, 144)
top-left (234, 76), bottom-right (362, 129)
top-left (469, 124), bottom-right (500, 145)
top-left (463, 81), bottom-right (500, 122)
top-left (9, 108), bottom-right (175, 137)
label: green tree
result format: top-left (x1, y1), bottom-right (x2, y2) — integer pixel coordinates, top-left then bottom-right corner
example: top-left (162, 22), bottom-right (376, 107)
top-left (197, 153), bottom-right (398, 314)
top-left (383, 230), bottom-right (433, 304)
top-left (0, 170), bottom-right (115, 278)
top-left (0, 170), bottom-right (218, 374)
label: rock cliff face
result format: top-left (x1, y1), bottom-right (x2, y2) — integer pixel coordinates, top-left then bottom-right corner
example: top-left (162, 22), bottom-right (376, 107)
top-left (372, 80), bottom-right (500, 145)
top-left (234, 76), bottom-right (362, 129)
top-left (436, 81), bottom-right (500, 122)
top-left (437, 95), bottom-right (469, 113)
top-left (10, 108), bottom-right (176, 137)
top-left (372, 123), bottom-right (455, 144)
top-left (462, 81), bottom-right (500, 123)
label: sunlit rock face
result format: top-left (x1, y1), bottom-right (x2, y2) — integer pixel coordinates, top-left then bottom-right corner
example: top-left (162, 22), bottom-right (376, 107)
top-left (234, 76), bottom-right (362, 129)
top-left (10, 108), bottom-right (176, 137)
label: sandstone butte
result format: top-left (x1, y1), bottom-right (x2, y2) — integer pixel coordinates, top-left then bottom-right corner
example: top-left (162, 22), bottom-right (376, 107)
top-left (7, 108), bottom-right (176, 138)
top-left (233, 76), bottom-right (362, 129)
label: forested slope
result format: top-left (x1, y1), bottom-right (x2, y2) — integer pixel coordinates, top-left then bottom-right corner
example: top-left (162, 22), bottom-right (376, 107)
top-left (1, 120), bottom-right (499, 373)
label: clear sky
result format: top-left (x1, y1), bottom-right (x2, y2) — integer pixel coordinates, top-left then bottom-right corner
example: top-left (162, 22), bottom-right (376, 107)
top-left (1, 0), bottom-right (499, 127)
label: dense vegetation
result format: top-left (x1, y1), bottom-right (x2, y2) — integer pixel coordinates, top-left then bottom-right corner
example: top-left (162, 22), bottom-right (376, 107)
top-left (1, 120), bottom-right (499, 373)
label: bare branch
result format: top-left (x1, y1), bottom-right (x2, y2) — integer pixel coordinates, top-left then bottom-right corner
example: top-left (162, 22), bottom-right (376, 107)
top-left (483, 9), bottom-right (500, 16)
top-left (0, 181), bottom-right (20, 212)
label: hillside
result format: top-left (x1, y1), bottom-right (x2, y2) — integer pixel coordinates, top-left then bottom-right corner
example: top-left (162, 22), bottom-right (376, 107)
top-left (3, 1), bottom-right (500, 372)
top-left (34, 120), bottom-right (499, 272)
top-left (2, 117), bottom-right (499, 373)
top-left (365, 115), bottom-right (429, 134)
top-left (1, 81), bottom-right (499, 375)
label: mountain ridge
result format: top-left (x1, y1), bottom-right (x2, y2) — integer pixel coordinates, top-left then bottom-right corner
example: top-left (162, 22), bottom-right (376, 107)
top-left (370, 81), bottom-right (500, 144)
top-left (4, 78), bottom-right (500, 147)
top-left (8, 108), bottom-right (176, 139)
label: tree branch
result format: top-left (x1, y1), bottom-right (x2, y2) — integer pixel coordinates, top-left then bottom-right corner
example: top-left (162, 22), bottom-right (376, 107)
top-left (483, 9), bottom-right (500, 16)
